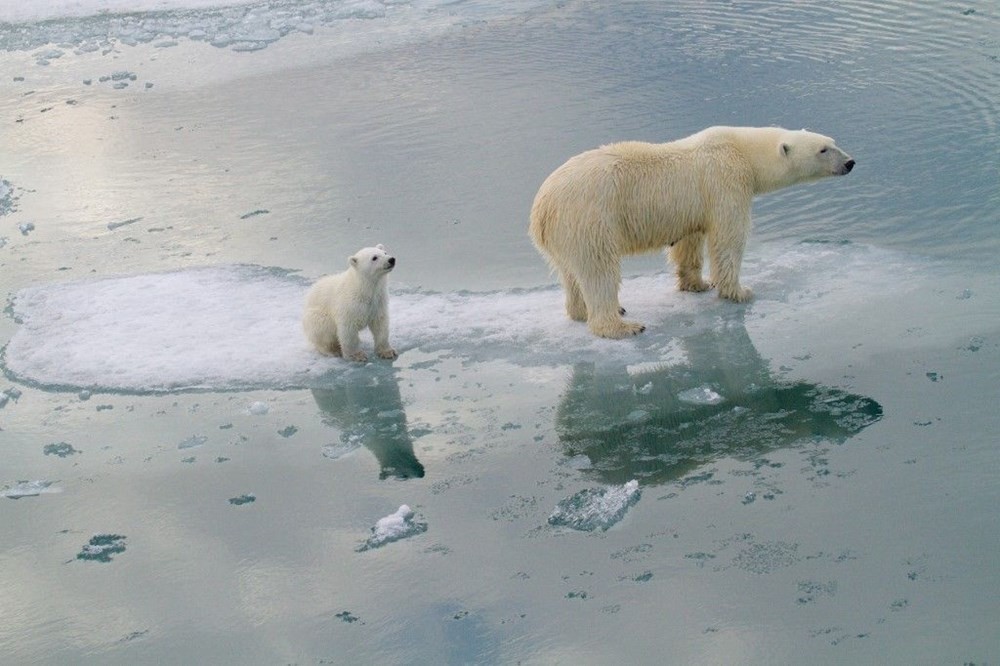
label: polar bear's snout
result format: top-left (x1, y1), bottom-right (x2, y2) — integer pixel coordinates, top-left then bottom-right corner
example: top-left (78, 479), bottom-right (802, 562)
top-left (387, 256), bottom-right (396, 268)
top-left (841, 158), bottom-right (856, 174)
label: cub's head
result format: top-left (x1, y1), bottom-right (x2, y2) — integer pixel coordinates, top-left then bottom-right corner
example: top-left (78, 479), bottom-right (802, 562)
top-left (779, 129), bottom-right (855, 182)
top-left (349, 244), bottom-right (396, 277)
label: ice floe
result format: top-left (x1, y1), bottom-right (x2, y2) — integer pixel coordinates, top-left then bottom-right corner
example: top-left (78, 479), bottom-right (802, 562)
top-left (1, 244), bottom-right (935, 393)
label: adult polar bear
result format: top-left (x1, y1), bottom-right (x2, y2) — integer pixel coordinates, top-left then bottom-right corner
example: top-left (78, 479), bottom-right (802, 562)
top-left (529, 126), bottom-right (855, 338)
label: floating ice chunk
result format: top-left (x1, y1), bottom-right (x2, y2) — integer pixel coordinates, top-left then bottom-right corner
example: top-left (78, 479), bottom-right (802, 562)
top-left (247, 401), bottom-right (269, 415)
top-left (18, 222), bottom-right (35, 235)
top-left (548, 480), bottom-right (641, 532)
top-left (2, 480), bottom-right (60, 499)
top-left (677, 385), bottom-right (725, 405)
top-left (356, 504), bottom-right (428, 552)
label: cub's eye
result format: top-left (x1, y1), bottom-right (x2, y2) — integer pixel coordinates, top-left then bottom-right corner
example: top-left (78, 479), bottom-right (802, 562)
top-left (372, 256), bottom-right (378, 261)
top-left (820, 147), bottom-right (828, 154)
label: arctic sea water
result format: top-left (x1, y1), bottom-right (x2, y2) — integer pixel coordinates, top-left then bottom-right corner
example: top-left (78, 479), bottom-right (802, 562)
top-left (1, 1), bottom-right (998, 664)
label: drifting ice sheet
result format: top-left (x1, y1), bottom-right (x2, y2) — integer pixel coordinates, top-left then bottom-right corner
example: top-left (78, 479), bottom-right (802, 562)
top-left (2, 245), bottom-right (928, 393)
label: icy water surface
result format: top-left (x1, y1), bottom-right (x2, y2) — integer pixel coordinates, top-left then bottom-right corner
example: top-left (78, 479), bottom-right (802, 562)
top-left (1, 1), bottom-right (999, 663)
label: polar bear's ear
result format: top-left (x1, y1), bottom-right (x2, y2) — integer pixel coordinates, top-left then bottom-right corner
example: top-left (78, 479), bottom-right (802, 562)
top-left (376, 243), bottom-right (385, 251)
top-left (780, 143), bottom-right (791, 157)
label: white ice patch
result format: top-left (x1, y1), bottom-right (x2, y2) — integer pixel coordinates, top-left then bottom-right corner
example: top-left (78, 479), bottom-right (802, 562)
top-left (548, 480), bottom-right (641, 532)
top-left (356, 504), bottom-right (427, 551)
top-left (2, 245), bottom-right (932, 393)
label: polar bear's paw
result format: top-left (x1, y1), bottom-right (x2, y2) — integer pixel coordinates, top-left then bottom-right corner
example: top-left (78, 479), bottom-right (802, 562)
top-left (377, 347), bottom-right (398, 360)
top-left (590, 318), bottom-right (646, 339)
top-left (347, 349), bottom-right (369, 362)
top-left (717, 285), bottom-right (753, 303)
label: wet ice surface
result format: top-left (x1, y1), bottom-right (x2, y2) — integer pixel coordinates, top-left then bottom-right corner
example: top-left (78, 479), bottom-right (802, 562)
top-left (1, 0), bottom-right (999, 664)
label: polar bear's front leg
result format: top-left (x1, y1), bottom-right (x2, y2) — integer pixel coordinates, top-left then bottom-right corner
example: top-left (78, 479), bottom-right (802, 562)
top-left (337, 320), bottom-right (368, 362)
top-left (708, 209), bottom-right (753, 303)
top-left (370, 315), bottom-right (397, 360)
top-left (669, 233), bottom-right (710, 293)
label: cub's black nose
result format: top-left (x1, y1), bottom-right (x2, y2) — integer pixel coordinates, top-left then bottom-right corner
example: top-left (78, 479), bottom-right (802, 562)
top-left (844, 159), bottom-right (856, 173)
top-left (388, 256), bottom-right (396, 266)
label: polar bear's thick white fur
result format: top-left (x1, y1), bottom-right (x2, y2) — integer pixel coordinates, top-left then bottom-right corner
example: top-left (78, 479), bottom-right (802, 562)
top-left (529, 126), bottom-right (855, 339)
top-left (303, 245), bottom-right (397, 362)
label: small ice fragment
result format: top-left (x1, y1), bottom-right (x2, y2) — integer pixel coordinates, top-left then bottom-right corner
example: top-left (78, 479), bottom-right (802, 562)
top-left (78, 390), bottom-right (92, 401)
top-left (2, 480), bottom-right (59, 499)
top-left (677, 385), bottom-right (724, 405)
top-left (356, 504), bottom-right (428, 551)
top-left (228, 494), bottom-right (255, 505)
top-left (635, 381), bottom-right (653, 395)
top-left (18, 222), bottom-right (35, 235)
top-left (247, 401), bottom-right (269, 415)
top-left (322, 441), bottom-right (361, 460)
top-left (76, 534), bottom-right (126, 562)
top-left (742, 490), bottom-right (756, 505)
top-left (548, 480), bottom-right (641, 532)
top-left (178, 435), bottom-right (207, 450)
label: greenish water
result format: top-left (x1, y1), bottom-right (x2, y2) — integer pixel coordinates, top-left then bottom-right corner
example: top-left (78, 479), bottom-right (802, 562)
top-left (1, 1), bottom-right (998, 663)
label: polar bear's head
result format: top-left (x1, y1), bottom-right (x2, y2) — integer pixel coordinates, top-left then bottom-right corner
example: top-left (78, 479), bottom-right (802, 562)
top-left (349, 244), bottom-right (396, 277)
top-left (778, 129), bottom-right (855, 183)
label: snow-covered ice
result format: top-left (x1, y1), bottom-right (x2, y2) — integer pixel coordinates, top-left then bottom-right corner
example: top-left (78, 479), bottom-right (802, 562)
top-left (0, 245), bottom-right (932, 393)
top-left (677, 386), bottom-right (725, 405)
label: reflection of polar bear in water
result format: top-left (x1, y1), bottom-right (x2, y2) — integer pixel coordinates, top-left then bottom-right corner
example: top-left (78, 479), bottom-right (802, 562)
top-left (529, 126), bottom-right (855, 338)
top-left (556, 323), bottom-right (882, 486)
top-left (303, 245), bottom-right (397, 362)
top-left (312, 368), bottom-right (424, 480)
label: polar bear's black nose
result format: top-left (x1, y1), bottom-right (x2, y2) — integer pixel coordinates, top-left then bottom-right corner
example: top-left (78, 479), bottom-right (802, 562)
top-left (388, 256), bottom-right (396, 266)
top-left (844, 159), bottom-right (855, 173)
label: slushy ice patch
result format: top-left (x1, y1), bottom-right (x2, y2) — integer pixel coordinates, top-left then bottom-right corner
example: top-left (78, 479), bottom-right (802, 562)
top-left (356, 504), bottom-right (427, 552)
top-left (1, 246), bottom-right (930, 393)
top-left (548, 480), bottom-right (641, 531)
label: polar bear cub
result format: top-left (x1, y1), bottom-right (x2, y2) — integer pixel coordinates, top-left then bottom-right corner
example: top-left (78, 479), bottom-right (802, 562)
top-left (303, 245), bottom-right (397, 362)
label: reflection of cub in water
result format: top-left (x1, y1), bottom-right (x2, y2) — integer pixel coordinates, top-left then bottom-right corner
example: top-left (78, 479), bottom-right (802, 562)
top-left (557, 325), bottom-right (882, 486)
top-left (311, 368), bottom-right (424, 480)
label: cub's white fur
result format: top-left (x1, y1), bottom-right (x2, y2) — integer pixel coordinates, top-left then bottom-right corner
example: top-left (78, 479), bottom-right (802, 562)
top-left (303, 245), bottom-right (397, 362)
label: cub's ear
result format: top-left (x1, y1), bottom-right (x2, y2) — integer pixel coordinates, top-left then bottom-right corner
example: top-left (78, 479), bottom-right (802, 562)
top-left (376, 243), bottom-right (386, 251)
top-left (780, 143), bottom-right (791, 156)
top-left (350, 255), bottom-right (359, 267)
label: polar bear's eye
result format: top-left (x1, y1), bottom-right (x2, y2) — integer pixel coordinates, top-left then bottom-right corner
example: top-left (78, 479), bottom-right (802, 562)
top-left (820, 147), bottom-right (828, 154)
top-left (371, 256), bottom-right (378, 261)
